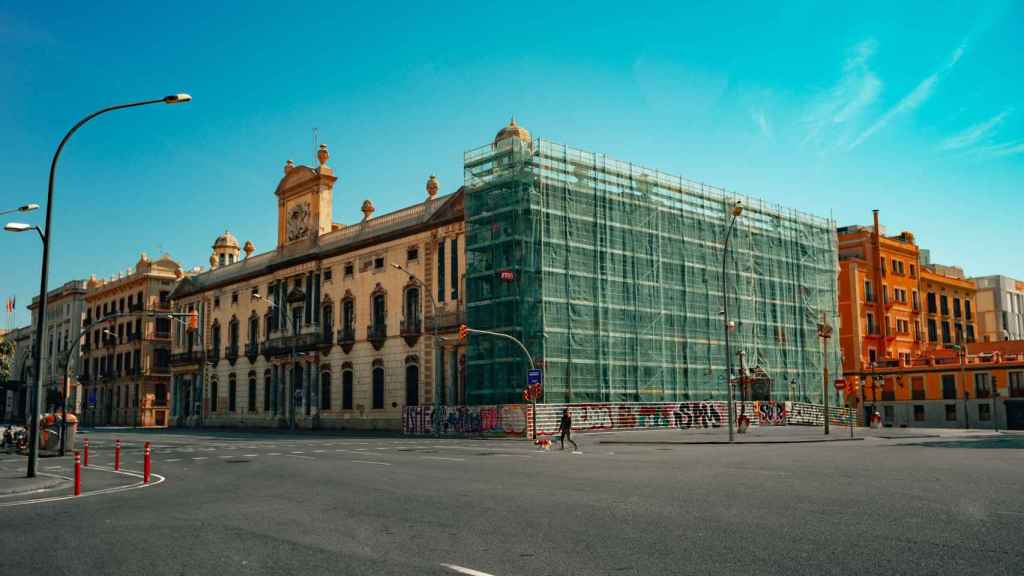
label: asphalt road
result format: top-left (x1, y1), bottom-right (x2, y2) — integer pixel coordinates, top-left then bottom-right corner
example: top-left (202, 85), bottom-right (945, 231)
top-left (0, 428), bottom-right (1021, 575)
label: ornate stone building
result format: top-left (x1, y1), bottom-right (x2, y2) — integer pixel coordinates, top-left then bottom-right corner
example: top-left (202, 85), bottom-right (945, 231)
top-left (169, 143), bottom-right (467, 430)
top-left (80, 254), bottom-right (183, 427)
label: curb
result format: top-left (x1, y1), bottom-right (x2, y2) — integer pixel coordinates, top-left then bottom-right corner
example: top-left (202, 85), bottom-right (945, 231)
top-left (0, 472), bottom-right (69, 497)
top-left (599, 437), bottom-right (866, 445)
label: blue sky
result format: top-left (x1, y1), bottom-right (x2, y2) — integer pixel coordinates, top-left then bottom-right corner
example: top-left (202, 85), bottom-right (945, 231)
top-left (1, 1), bottom-right (1021, 327)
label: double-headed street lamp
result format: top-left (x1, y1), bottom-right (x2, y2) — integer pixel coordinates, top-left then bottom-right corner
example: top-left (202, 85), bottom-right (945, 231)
top-left (18, 94), bottom-right (190, 478)
top-left (721, 200), bottom-right (743, 443)
top-left (0, 203), bottom-right (40, 216)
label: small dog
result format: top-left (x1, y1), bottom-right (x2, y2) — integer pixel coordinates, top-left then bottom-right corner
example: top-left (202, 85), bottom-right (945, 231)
top-left (534, 438), bottom-right (552, 450)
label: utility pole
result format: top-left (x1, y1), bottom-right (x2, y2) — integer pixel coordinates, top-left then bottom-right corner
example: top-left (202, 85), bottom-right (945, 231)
top-left (720, 200), bottom-right (744, 444)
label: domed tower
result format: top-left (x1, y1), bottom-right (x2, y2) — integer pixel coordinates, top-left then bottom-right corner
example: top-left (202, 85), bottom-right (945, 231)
top-left (493, 117), bottom-right (531, 147)
top-left (211, 230), bottom-right (241, 269)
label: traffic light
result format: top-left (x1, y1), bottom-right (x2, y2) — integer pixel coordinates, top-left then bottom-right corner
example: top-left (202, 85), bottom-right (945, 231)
top-left (187, 310), bottom-right (199, 332)
top-left (458, 324), bottom-right (469, 342)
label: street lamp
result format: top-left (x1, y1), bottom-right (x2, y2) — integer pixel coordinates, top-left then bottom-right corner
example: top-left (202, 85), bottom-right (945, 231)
top-left (23, 93), bottom-right (191, 478)
top-left (721, 199), bottom-right (743, 443)
top-left (5, 222), bottom-right (45, 241)
top-left (0, 203), bottom-right (39, 216)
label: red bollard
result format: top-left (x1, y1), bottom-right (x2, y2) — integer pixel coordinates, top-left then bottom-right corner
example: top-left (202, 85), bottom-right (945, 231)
top-left (74, 451), bottom-right (81, 496)
top-left (143, 442), bottom-right (151, 484)
top-left (114, 439), bottom-right (121, 471)
top-left (83, 436), bottom-right (89, 467)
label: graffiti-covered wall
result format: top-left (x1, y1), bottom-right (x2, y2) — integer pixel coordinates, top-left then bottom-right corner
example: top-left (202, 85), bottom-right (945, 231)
top-left (402, 404), bottom-right (528, 437)
top-left (403, 401), bottom-right (860, 436)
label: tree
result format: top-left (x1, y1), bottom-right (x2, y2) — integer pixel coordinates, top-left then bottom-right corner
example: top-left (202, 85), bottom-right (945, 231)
top-left (0, 336), bottom-right (13, 384)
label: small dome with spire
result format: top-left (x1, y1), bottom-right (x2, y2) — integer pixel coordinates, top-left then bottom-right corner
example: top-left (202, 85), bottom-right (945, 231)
top-left (494, 117), bottom-right (531, 145)
top-left (212, 230), bottom-right (240, 250)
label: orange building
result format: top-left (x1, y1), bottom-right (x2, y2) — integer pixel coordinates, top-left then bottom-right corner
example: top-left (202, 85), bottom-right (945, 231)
top-left (841, 341), bottom-right (1024, 429)
top-left (837, 210), bottom-right (924, 374)
top-left (919, 264), bottom-right (977, 350)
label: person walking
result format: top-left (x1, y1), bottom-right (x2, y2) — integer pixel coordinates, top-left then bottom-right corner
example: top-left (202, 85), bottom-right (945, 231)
top-left (559, 408), bottom-right (579, 452)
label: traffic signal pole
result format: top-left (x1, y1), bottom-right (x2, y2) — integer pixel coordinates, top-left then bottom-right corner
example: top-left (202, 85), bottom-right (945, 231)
top-left (459, 325), bottom-right (538, 438)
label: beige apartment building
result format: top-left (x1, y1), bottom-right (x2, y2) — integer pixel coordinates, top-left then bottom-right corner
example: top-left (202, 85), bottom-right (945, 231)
top-left (80, 254), bottom-right (182, 427)
top-left (28, 280), bottom-right (88, 415)
top-left (169, 143), bottom-right (467, 430)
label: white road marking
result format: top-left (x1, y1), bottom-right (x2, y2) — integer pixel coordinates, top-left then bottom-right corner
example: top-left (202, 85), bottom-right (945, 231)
top-left (0, 467), bottom-right (166, 508)
top-left (285, 454), bottom-right (315, 460)
top-left (313, 450), bottom-right (326, 453)
top-left (421, 456), bottom-right (465, 462)
top-left (440, 563), bottom-right (496, 576)
top-left (192, 457), bottom-right (208, 461)
top-left (351, 460), bottom-right (391, 466)
top-left (219, 455), bottom-right (233, 459)
top-left (268, 453), bottom-right (281, 456)
top-left (243, 454), bottom-right (258, 457)
top-left (291, 451), bottom-right (305, 454)
top-left (165, 459), bottom-right (181, 462)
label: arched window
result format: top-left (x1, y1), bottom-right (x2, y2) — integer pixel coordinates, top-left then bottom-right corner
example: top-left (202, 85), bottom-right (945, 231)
top-left (228, 373), bottom-right (237, 412)
top-left (372, 360), bottom-right (385, 410)
top-left (320, 371), bottom-right (332, 410)
top-left (342, 366), bottom-right (354, 410)
top-left (248, 314), bottom-right (259, 345)
top-left (342, 297), bottom-right (355, 337)
top-left (372, 293), bottom-right (386, 329)
top-left (210, 378), bottom-right (219, 413)
top-left (211, 321), bottom-right (221, 356)
top-left (404, 287), bottom-right (420, 324)
top-left (248, 372), bottom-right (257, 412)
top-left (405, 362), bottom-right (419, 406)
top-left (228, 316), bottom-right (240, 351)
top-left (322, 303), bottom-right (333, 340)
top-left (263, 369), bottom-right (272, 413)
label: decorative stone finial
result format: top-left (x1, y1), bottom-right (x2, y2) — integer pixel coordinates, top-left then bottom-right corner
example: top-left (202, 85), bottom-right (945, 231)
top-left (361, 199), bottom-right (375, 221)
top-left (209, 254), bottom-right (217, 268)
top-left (175, 267), bottom-right (184, 279)
top-left (243, 240), bottom-right (255, 258)
top-left (317, 144), bottom-right (329, 168)
top-left (139, 252), bottom-right (149, 263)
top-left (426, 175), bottom-right (439, 199)
top-left (285, 159), bottom-right (294, 174)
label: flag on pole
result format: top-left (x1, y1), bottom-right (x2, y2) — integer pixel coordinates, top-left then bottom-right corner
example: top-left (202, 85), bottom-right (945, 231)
top-left (5, 296), bottom-right (12, 313)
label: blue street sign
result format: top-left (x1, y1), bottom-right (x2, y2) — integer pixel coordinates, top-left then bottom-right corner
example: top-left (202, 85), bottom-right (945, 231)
top-left (527, 369), bottom-right (542, 386)
top-left (87, 389), bottom-right (97, 408)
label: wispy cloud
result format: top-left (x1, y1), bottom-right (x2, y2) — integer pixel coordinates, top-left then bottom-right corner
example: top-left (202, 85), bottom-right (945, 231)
top-left (940, 109), bottom-right (1012, 151)
top-left (975, 139), bottom-right (1024, 157)
top-left (752, 109), bottom-right (772, 139)
top-left (803, 39), bottom-right (882, 147)
top-left (849, 39), bottom-right (967, 150)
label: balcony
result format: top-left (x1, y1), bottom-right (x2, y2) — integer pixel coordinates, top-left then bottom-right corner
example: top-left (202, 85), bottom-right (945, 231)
top-left (208, 348), bottom-right (220, 365)
top-left (129, 302), bottom-right (144, 313)
top-left (400, 317), bottom-right (422, 347)
top-left (156, 301), bottom-right (172, 311)
top-left (337, 326), bottom-right (355, 353)
top-left (367, 323), bottom-right (387, 351)
top-left (262, 332), bottom-right (322, 357)
top-left (170, 350), bottom-right (201, 366)
top-left (245, 342), bottom-right (259, 360)
top-left (429, 309), bottom-right (464, 331)
top-left (154, 330), bottom-right (170, 340)
top-left (81, 343), bottom-right (91, 354)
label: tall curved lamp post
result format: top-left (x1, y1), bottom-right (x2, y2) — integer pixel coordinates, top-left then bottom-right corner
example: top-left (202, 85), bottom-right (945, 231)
top-left (721, 200), bottom-right (743, 443)
top-left (21, 94), bottom-right (191, 478)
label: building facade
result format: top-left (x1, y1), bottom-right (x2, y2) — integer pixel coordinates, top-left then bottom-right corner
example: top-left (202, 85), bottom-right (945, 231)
top-left (842, 341), bottom-right (1024, 429)
top-left (919, 264), bottom-right (977, 351)
top-left (837, 211), bottom-right (924, 373)
top-left (463, 123), bottom-right (841, 405)
top-left (972, 275), bottom-right (1024, 342)
top-left (80, 254), bottom-right (181, 427)
top-left (169, 145), bottom-right (466, 430)
top-left (28, 280), bottom-right (88, 415)
top-left (1, 325), bottom-right (33, 422)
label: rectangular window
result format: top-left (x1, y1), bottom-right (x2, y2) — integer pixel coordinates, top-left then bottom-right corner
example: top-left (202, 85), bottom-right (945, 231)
top-left (323, 268), bottom-right (332, 282)
top-left (913, 405), bottom-right (925, 421)
top-left (372, 368), bottom-right (384, 410)
top-left (941, 321), bottom-right (951, 343)
top-left (912, 290), bottom-right (920, 311)
top-left (866, 313), bottom-right (876, 335)
top-left (953, 297), bottom-right (961, 318)
top-left (210, 381), bottom-right (219, 412)
top-left (974, 373), bottom-right (991, 399)
top-left (248, 378), bottom-right (256, 412)
top-left (880, 257), bottom-right (886, 276)
top-left (450, 237), bottom-right (458, 301)
top-left (945, 404), bottom-right (957, 421)
top-left (928, 319), bottom-right (937, 342)
top-left (231, 292), bottom-right (239, 305)
top-left (344, 262), bottom-right (354, 277)
top-left (927, 293), bottom-right (937, 314)
top-left (864, 280), bottom-right (874, 302)
top-left (940, 295), bottom-right (949, 315)
top-left (374, 257), bottom-right (384, 269)
top-left (342, 371), bottom-right (353, 410)
top-left (213, 296), bottom-right (220, 309)
top-left (407, 247), bottom-right (418, 261)
top-left (868, 348), bottom-right (877, 364)
top-left (966, 324), bottom-right (975, 343)
top-left (912, 376), bottom-right (925, 400)
top-left (437, 240), bottom-right (446, 303)
top-left (965, 299), bottom-right (973, 321)
top-left (910, 264), bottom-right (916, 278)
top-left (228, 378), bottom-right (237, 412)
top-left (1009, 371), bottom-right (1024, 398)
top-left (942, 374), bottom-right (957, 400)
top-left (978, 404), bottom-right (991, 421)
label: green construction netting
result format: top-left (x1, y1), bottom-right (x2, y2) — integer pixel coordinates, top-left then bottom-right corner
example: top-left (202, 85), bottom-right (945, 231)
top-left (464, 138), bottom-right (841, 406)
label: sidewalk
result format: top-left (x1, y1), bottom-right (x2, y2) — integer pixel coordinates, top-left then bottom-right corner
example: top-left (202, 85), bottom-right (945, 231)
top-left (0, 465), bottom-right (68, 497)
top-left (593, 425), bottom-right (1005, 445)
